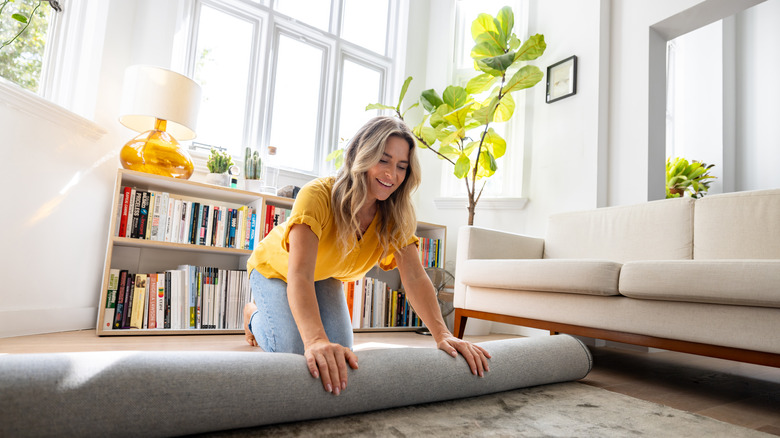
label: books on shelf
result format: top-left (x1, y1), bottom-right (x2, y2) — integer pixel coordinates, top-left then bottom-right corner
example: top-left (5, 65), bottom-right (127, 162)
top-left (418, 236), bottom-right (442, 268)
top-left (262, 204), bottom-right (292, 238)
top-left (115, 186), bottom-right (259, 250)
top-left (344, 277), bottom-right (422, 329)
top-left (103, 266), bottom-right (249, 331)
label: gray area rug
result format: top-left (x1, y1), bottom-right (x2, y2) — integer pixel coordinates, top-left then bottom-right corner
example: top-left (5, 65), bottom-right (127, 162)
top-left (194, 382), bottom-right (768, 437)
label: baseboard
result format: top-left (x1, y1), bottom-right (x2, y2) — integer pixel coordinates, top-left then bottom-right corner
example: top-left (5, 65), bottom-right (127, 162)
top-left (0, 307), bottom-right (97, 338)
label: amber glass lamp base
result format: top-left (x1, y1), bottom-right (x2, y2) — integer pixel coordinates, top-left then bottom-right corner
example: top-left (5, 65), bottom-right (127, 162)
top-left (119, 129), bottom-right (194, 179)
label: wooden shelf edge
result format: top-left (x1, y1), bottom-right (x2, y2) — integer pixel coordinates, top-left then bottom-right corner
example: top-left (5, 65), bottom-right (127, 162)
top-left (111, 236), bottom-right (253, 255)
top-left (97, 328), bottom-right (243, 336)
top-left (353, 327), bottom-right (425, 333)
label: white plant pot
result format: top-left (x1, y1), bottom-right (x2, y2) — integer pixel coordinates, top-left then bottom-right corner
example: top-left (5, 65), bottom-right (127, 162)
top-left (244, 179), bottom-right (263, 193)
top-left (205, 172), bottom-right (230, 187)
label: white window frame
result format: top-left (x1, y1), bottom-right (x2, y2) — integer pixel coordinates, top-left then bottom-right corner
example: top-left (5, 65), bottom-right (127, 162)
top-left (1, 0), bottom-right (110, 125)
top-left (436, 0), bottom-right (528, 205)
top-left (177, 0), bottom-right (404, 180)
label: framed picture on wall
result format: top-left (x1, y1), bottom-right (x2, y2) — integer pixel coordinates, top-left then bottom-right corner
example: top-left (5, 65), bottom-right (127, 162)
top-left (545, 55), bottom-right (577, 103)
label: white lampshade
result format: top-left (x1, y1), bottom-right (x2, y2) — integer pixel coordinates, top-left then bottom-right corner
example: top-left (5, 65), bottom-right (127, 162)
top-left (119, 65), bottom-right (202, 141)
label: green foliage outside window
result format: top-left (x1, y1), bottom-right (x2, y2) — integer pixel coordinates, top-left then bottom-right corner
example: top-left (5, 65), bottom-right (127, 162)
top-left (0, 0), bottom-right (55, 92)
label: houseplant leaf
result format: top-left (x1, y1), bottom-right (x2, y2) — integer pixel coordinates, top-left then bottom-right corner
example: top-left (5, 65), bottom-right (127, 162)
top-left (504, 65), bottom-right (544, 94)
top-left (471, 13), bottom-right (503, 50)
top-left (471, 41), bottom-right (505, 61)
top-left (397, 76), bottom-right (413, 110)
top-left (454, 153), bottom-right (471, 179)
top-left (495, 7), bottom-right (514, 43)
top-left (477, 149), bottom-right (498, 178)
top-left (443, 102), bottom-right (475, 129)
top-left (483, 128), bottom-right (506, 159)
top-left (475, 52), bottom-right (516, 76)
top-left (471, 96), bottom-right (499, 125)
top-left (494, 93), bottom-right (515, 122)
top-left (514, 34), bottom-right (547, 61)
top-left (420, 89), bottom-right (444, 112)
top-left (466, 73), bottom-right (498, 95)
top-left (442, 85), bottom-right (469, 109)
top-left (438, 145), bottom-right (461, 161)
top-left (366, 103), bottom-right (397, 111)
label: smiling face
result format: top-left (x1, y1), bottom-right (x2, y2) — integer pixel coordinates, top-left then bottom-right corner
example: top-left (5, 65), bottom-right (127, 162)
top-left (365, 135), bottom-right (410, 203)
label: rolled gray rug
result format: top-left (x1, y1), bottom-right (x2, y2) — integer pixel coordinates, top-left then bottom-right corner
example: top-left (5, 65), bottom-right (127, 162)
top-left (0, 335), bottom-right (592, 437)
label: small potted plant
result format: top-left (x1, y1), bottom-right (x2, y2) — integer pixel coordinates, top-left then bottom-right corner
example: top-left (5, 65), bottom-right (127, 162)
top-left (205, 148), bottom-right (234, 187)
top-left (666, 157), bottom-right (716, 199)
top-left (244, 147), bottom-right (262, 192)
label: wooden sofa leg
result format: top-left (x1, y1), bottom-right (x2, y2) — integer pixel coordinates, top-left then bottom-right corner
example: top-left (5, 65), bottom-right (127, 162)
top-left (453, 308), bottom-right (468, 339)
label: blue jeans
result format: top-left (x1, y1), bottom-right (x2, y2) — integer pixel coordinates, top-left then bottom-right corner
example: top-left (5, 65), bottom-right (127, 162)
top-left (248, 269), bottom-right (353, 354)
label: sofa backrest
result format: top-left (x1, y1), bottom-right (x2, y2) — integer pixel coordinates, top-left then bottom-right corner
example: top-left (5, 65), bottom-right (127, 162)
top-left (544, 197), bottom-right (695, 262)
top-left (693, 188), bottom-right (780, 259)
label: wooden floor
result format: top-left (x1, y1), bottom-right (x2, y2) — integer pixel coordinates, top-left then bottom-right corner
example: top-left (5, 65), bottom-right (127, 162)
top-left (1, 330), bottom-right (778, 435)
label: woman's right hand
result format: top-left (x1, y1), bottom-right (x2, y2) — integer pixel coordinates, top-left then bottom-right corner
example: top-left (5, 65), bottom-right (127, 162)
top-left (304, 339), bottom-right (359, 396)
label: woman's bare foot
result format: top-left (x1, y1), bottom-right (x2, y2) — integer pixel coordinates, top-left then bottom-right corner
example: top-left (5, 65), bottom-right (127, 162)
top-left (243, 302), bottom-right (259, 347)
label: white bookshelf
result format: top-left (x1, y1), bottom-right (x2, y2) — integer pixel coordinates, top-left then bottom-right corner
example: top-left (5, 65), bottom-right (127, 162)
top-left (96, 169), bottom-right (447, 336)
top-left (96, 169), bottom-right (293, 336)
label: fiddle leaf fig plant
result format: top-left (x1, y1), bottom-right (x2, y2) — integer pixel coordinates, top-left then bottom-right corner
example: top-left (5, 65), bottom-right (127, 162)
top-left (666, 157), bottom-right (716, 199)
top-left (366, 6), bottom-right (546, 225)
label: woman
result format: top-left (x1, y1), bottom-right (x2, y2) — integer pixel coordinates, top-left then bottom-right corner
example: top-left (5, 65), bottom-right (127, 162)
top-left (244, 116), bottom-right (490, 396)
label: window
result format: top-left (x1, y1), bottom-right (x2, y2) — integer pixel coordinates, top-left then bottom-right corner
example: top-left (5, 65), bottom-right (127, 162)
top-left (192, 4), bottom-right (256, 155)
top-left (184, 0), bottom-right (402, 176)
top-left (441, 0), bottom-right (526, 198)
top-left (0, 1), bottom-right (55, 92)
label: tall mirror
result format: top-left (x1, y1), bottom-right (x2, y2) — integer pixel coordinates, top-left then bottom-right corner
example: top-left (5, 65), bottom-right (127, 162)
top-left (649, 0), bottom-right (780, 200)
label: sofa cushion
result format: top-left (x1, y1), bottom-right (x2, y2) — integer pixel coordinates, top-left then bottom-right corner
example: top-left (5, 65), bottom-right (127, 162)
top-left (620, 260), bottom-right (780, 308)
top-left (544, 197), bottom-right (694, 262)
top-left (694, 188), bottom-right (780, 259)
top-left (459, 259), bottom-right (622, 296)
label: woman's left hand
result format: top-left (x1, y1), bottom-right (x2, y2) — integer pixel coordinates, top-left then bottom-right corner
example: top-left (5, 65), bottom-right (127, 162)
top-left (436, 335), bottom-right (492, 377)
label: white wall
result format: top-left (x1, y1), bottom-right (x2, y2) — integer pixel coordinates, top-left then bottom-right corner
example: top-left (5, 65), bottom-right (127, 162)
top-left (0, 89), bottom-right (119, 337)
top-left (0, 1), bottom-right (176, 337)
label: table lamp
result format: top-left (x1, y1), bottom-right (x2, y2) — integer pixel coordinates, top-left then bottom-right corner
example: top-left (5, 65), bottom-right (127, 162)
top-left (118, 65), bottom-right (202, 179)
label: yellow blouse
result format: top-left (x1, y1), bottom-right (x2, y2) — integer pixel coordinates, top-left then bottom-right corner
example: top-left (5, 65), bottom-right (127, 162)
top-left (247, 177), bottom-right (418, 283)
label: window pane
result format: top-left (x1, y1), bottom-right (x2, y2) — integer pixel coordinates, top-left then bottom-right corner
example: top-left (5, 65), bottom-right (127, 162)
top-left (274, 0), bottom-right (330, 31)
top-left (0, 2), bottom-right (52, 92)
top-left (341, 0), bottom-right (388, 55)
top-left (193, 5), bottom-right (254, 156)
top-left (338, 60), bottom-right (381, 149)
top-left (268, 34), bottom-right (324, 173)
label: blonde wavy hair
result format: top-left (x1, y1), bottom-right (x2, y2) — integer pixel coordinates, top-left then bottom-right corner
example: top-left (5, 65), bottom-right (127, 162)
top-left (331, 116), bottom-right (421, 259)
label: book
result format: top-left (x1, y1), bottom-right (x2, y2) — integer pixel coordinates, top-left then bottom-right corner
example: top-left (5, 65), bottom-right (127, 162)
top-left (189, 202), bottom-right (201, 245)
top-left (156, 192), bottom-right (170, 241)
top-left (145, 191), bottom-right (155, 240)
top-left (142, 279), bottom-right (150, 329)
top-left (121, 272), bottom-right (135, 329)
top-left (199, 204), bottom-right (210, 246)
top-left (118, 187), bottom-right (132, 237)
top-left (136, 191), bottom-right (150, 239)
top-left (248, 210), bottom-right (257, 250)
top-left (103, 269), bottom-right (121, 329)
top-left (130, 274), bottom-right (147, 329)
top-left (147, 273), bottom-right (158, 329)
top-left (156, 273), bottom-right (165, 328)
top-left (112, 270), bottom-right (128, 329)
top-left (182, 201), bottom-right (192, 244)
top-left (130, 189), bottom-right (142, 238)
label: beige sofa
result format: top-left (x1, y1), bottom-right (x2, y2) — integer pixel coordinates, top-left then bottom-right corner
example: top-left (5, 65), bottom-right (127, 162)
top-left (453, 188), bottom-right (780, 367)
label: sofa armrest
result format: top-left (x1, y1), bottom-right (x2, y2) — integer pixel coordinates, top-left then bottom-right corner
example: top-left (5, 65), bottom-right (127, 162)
top-left (454, 226), bottom-right (544, 309)
top-left (456, 226), bottom-right (544, 263)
